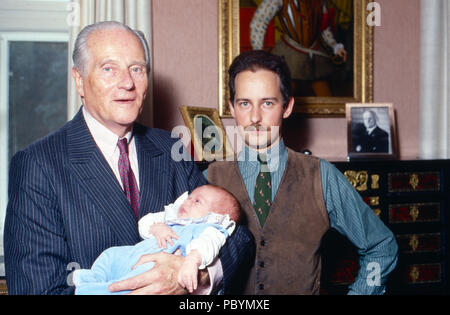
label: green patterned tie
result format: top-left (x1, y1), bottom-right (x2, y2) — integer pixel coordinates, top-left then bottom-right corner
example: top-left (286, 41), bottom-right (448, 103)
top-left (253, 153), bottom-right (272, 226)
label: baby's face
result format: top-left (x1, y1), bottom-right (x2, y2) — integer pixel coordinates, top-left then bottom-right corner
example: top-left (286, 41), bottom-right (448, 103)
top-left (177, 186), bottom-right (218, 219)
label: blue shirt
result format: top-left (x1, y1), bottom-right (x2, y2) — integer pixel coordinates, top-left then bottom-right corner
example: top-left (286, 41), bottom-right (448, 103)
top-left (204, 140), bottom-right (398, 295)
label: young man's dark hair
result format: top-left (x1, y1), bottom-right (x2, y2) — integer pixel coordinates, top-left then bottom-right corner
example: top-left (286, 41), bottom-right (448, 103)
top-left (228, 50), bottom-right (292, 107)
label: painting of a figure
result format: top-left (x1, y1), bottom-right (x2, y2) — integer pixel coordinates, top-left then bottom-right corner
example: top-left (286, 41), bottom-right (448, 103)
top-left (240, 0), bottom-right (354, 98)
top-left (218, 0), bottom-right (372, 117)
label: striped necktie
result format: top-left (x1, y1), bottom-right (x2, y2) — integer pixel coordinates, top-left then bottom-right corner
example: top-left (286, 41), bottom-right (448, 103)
top-left (117, 137), bottom-right (140, 218)
top-left (253, 153), bottom-right (272, 226)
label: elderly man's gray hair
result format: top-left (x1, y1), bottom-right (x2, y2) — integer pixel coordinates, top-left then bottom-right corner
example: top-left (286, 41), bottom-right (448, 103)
top-left (72, 21), bottom-right (150, 76)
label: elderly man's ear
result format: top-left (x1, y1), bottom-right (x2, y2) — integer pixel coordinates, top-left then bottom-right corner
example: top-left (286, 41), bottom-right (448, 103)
top-left (72, 67), bottom-right (85, 98)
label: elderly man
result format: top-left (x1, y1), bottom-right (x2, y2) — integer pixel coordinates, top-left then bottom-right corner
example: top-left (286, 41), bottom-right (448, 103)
top-left (353, 110), bottom-right (390, 153)
top-left (4, 21), bottom-right (253, 295)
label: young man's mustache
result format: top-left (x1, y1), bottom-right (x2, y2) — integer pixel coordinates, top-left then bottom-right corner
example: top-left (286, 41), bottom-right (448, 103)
top-left (243, 125), bottom-right (272, 132)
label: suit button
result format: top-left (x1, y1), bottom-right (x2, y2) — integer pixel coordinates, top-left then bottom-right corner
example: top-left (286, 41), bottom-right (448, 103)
top-left (259, 284), bottom-right (264, 290)
top-left (259, 261), bottom-right (265, 268)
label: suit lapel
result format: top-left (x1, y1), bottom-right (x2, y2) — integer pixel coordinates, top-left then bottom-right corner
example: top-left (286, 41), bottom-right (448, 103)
top-left (133, 124), bottom-right (165, 218)
top-left (66, 110), bottom-right (139, 244)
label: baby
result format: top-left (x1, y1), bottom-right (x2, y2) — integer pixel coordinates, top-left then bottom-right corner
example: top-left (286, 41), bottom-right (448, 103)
top-left (73, 184), bottom-right (240, 295)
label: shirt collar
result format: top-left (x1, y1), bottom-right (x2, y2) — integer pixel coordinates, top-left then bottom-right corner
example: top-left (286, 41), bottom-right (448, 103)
top-left (82, 106), bottom-right (133, 159)
top-left (366, 125), bottom-right (377, 135)
top-left (238, 139), bottom-right (288, 171)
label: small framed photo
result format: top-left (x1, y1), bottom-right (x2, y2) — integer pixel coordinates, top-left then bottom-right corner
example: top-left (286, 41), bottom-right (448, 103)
top-left (180, 106), bottom-right (233, 161)
top-left (346, 103), bottom-right (397, 160)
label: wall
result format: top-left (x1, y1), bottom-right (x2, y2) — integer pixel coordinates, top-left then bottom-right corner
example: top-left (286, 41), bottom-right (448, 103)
top-left (152, 0), bottom-right (421, 161)
top-left (152, 0), bottom-right (218, 130)
top-left (373, 0), bottom-right (420, 160)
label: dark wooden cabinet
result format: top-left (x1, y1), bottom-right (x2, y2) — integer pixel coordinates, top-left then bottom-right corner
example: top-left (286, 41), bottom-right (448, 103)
top-left (321, 159), bottom-right (450, 295)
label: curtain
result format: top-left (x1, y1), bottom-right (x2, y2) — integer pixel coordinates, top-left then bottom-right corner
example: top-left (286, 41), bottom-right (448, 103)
top-left (67, 0), bottom-right (154, 127)
top-left (418, 0), bottom-right (449, 159)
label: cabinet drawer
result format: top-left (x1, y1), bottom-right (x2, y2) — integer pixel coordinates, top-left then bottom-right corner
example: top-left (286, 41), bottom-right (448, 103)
top-left (389, 203), bottom-right (441, 223)
top-left (327, 258), bottom-right (359, 285)
top-left (388, 172), bottom-right (440, 192)
top-left (396, 233), bottom-right (441, 254)
top-left (405, 263), bottom-right (442, 284)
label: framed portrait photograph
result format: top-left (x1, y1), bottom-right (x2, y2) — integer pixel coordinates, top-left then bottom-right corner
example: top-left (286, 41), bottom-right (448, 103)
top-left (218, 0), bottom-right (373, 117)
top-left (346, 103), bottom-right (397, 160)
top-left (179, 106), bottom-right (234, 162)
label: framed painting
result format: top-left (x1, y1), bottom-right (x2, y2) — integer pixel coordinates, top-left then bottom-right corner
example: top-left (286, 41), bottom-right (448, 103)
top-left (218, 0), bottom-right (374, 117)
top-left (180, 106), bottom-right (234, 162)
top-left (346, 103), bottom-right (397, 160)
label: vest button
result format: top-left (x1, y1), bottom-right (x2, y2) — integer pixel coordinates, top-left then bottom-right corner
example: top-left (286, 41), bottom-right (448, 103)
top-left (260, 239), bottom-right (266, 246)
top-left (259, 261), bottom-right (265, 268)
top-left (259, 284), bottom-right (264, 290)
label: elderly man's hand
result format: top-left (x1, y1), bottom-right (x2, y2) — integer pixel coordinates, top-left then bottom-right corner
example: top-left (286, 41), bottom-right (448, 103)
top-left (108, 252), bottom-right (188, 295)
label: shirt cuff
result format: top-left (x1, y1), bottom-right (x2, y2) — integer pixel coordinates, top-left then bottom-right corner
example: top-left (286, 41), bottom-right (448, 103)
top-left (192, 258), bottom-right (223, 295)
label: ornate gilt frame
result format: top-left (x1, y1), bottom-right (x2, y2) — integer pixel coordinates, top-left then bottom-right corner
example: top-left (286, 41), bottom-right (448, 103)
top-left (179, 106), bottom-right (234, 162)
top-left (218, 0), bottom-right (374, 117)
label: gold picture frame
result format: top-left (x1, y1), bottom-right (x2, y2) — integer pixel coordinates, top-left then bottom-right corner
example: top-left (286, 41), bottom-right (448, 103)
top-left (346, 103), bottom-right (397, 160)
top-left (180, 106), bottom-right (234, 162)
top-left (0, 279), bottom-right (7, 295)
top-left (218, 0), bottom-right (374, 117)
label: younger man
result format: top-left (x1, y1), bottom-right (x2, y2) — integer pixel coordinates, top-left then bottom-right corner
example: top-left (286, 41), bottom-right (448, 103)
top-left (207, 50), bottom-right (398, 295)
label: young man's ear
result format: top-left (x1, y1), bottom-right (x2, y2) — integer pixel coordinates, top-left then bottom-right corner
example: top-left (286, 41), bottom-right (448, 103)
top-left (283, 97), bottom-right (295, 119)
top-left (72, 67), bottom-right (85, 98)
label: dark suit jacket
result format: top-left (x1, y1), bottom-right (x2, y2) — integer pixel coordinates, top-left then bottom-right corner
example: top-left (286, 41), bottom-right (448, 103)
top-left (4, 109), bottom-right (253, 295)
top-left (353, 125), bottom-right (389, 153)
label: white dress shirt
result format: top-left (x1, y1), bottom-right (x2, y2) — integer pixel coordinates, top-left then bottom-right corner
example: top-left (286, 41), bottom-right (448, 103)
top-left (82, 107), bottom-right (140, 190)
top-left (366, 125), bottom-right (377, 136)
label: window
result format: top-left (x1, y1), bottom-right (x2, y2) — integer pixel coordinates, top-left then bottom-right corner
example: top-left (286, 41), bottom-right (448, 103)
top-left (7, 38), bottom-right (68, 161)
top-left (0, 0), bottom-right (69, 277)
